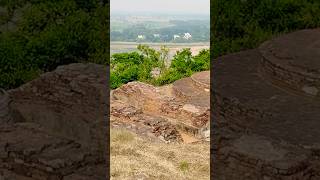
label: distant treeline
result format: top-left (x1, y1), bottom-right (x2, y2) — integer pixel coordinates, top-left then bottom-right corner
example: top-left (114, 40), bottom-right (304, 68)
top-left (111, 20), bottom-right (210, 43)
top-left (212, 0), bottom-right (320, 58)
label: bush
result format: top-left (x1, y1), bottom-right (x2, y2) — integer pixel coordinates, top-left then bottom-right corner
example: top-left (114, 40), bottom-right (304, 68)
top-left (191, 49), bottom-right (210, 72)
top-left (152, 68), bottom-right (183, 86)
top-left (0, 33), bottom-right (40, 89)
top-left (110, 45), bottom-right (210, 89)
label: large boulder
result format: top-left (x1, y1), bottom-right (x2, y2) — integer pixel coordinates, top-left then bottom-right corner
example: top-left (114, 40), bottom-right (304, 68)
top-left (111, 71), bottom-right (210, 141)
top-left (9, 63), bottom-right (108, 151)
top-left (0, 63), bottom-right (108, 179)
top-left (212, 29), bottom-right (320, 179)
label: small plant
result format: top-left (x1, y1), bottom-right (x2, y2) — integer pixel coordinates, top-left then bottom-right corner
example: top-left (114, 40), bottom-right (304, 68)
top-left (179, 160), bottom-right (189, 173)
top-left (111, 130), bottom-right (135, 143)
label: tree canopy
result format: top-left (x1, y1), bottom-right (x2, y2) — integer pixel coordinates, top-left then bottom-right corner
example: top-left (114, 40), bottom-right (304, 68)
top-left (0, 0), bottom-right (109, 89)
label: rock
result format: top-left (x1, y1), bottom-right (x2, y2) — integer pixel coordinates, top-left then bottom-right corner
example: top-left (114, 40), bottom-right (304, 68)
top-left (9, 63), bottom-right (108, 149)
top-left (182, 104), bottom-right (200, 114)
top-left (213, 29), bottom-right (320, 179)
top-left (111, 71), bottom-right (210, 142)
top-left (302, 86), bottom-right (318, 96)
top-left (0, 89), bottom-right (11, 124)
top-left (0, 63), bottom-right (108, 179)
top-left (203, 130), bottom-right (210, 139)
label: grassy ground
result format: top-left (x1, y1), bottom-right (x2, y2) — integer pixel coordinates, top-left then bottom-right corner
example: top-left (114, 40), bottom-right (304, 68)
top-left (110, 128), bottom-right (210, 180)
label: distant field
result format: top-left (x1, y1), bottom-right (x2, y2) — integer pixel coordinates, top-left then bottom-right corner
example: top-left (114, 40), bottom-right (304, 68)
top-left (111, 20), bottom-right (174, 32)
top-left (110, 41), bottom-right (210, 60)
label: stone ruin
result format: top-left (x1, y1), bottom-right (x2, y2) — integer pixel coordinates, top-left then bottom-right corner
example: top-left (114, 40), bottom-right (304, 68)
top-left (110, 71), bottom-right (210, 144)
top-left (212, 28), bottom-right (320, 179)
top-left (0, 63), bottom-right (108, 180)
top-left (0, 61), bottom-right (210, 179)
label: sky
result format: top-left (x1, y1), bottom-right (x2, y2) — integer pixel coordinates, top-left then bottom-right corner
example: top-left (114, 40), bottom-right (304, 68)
top-left (111, 0), bottom-right (210, 15)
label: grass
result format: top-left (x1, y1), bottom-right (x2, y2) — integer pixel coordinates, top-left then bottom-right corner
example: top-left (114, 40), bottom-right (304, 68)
top-left (111, 129), bottom-right (135, 143)
top-left (179, 161), bottom-right (190, 173)
top-left (110, 128), bottom-right (210, 180)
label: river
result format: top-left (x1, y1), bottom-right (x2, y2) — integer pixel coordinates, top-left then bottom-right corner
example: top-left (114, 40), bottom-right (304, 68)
top-left (110, 41), bottom-right (210, 60)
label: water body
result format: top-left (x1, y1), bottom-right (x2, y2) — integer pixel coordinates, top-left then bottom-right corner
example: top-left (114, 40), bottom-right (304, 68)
top-left (110, 41), bottom-right (210, 60)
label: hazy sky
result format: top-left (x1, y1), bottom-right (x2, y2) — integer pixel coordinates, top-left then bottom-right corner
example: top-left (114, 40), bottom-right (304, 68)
top-left (111, 0), bottom-right (210, 15)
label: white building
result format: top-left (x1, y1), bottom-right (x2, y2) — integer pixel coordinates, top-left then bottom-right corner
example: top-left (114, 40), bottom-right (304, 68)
top-left (137, 35), bottom-right (145, 39)
top-left (173, 34), bottom-right (180, 40)
top-left (183, 33), bottom-right (192, 40)
top-left (153, 34), bottom-right (160, 38)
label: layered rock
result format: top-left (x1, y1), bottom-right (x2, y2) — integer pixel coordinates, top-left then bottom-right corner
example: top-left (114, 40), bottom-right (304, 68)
top-left (0, 63), bottom-right (108, 179)
top-left (212, 28), bottom-right (320, 179)
top-left (111, 71), bottom-right (210, 143)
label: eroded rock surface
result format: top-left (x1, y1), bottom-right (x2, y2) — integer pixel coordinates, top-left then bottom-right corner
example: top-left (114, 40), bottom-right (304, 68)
top-left (111, 71), bottom-right (210, 143)
top-left (212, 28), bottom-right (320, 179)
top-left (0, 63), bottom-right (108, 179)
top-left (0, 89), bottom-right (12, 124)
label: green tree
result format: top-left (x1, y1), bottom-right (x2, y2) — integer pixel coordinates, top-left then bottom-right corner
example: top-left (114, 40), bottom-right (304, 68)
top-left (171, 48), bottom-right (193, 75)
top-left (0, 0), bottom-right (109, 89)
top-left (191, 49), bottom-right (210, 72)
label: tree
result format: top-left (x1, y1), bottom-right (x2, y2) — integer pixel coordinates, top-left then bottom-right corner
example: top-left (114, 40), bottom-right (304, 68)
top-left (0, 0), bottom-right (26, 30)
top-left (171, 48), bottom-right (193, 75)
top-left (0, 0), bottom-right (110, 89)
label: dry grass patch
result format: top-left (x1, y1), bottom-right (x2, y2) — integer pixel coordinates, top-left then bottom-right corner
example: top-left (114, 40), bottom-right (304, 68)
top-left (110, 128), bottom-right (210, 180)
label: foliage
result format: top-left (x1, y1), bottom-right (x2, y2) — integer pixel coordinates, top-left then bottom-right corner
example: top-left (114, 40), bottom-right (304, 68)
top-left (111, 45), bottom-right (210, 89)
top-left (0, 0), bottom-right (109, 89)
top-left (0, 32), bottom-right (40, 88)
top-left (151, 68), bottom-right (183, 86)
top-left (212, 0), bottom-right (320, 58)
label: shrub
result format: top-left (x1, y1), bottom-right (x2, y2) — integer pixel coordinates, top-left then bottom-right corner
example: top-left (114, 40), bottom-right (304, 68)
top-left (110, 46), bottom-right (210, 89)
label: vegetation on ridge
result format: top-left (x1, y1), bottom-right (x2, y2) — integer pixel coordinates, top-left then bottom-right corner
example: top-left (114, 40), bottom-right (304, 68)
top-left (110, 45), bottom-right (210, 89)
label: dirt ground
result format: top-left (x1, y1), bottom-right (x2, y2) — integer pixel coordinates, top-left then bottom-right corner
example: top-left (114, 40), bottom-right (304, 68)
top-left (110, 128), bottom-right (210, 180)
